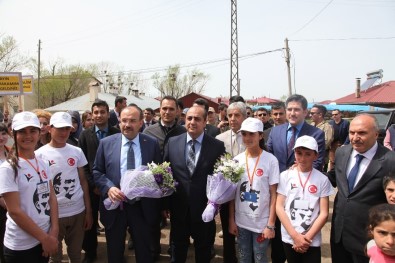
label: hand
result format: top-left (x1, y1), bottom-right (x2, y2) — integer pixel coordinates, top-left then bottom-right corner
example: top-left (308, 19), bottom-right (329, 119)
top-left (84, 211), bottom-right (93, 230)
top-left (107, 187), bottom-right (125, 202)
top-left (291, 232), bottom-right (310, 252)
top-left (228, 220), bottom-right (238, 236)
top-left (41, 234), bottom-right (58, 257)
top-left (217, 120), bottom-right (228, 129)
top-left (263, 227), bottom-right (275, 239)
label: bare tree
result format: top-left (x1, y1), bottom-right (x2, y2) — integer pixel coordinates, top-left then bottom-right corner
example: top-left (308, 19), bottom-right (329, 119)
top-left (152, 65), bottom-right (209, 98)
top-left (33, 61), bottom-right (95, 108)
top-left (0, 34), bottom-right (29, 71)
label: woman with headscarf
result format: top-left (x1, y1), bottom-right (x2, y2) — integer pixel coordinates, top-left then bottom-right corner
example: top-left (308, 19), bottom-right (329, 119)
top-left (67, 111), bottom-right (82, 147)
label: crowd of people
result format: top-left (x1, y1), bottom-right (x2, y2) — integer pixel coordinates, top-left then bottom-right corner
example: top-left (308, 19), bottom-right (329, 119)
top-left (0, 93), bottom-right (394, 263)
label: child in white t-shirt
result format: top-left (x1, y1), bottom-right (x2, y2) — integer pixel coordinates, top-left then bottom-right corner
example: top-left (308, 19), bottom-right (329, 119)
top-left (229, 117), bottom-right (280, 263)
top-left (35, 112), bottom-right (92, 263)
top-left (276, 135), bottom-right (333, 263)
top-left (0, 112), bottom-right (59, 262)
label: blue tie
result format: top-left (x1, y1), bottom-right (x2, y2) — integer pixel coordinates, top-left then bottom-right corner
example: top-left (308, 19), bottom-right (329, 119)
top-left (97, 130), bottom-right (105, 140)
top-left (127, 141), bottom-right (135, 170)
top-left (348, 154), bottom-right (364, 192)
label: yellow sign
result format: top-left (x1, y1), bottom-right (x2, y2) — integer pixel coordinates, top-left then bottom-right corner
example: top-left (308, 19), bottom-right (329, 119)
top-left (0, 72), bottom-right (23, 95)
top-left (22, 75), bottom-right (34, 94)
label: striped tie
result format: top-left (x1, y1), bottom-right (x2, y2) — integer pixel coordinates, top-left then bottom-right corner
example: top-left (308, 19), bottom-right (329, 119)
top-left (186, 140), bottom-right (196, 175)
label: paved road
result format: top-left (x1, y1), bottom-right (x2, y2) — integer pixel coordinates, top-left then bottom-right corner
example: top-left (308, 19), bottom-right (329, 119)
top-left (62, 196), bottom-right (334, 262)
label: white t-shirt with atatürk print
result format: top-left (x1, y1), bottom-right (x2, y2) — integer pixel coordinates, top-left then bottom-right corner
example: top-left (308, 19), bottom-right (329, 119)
top-left (36, 144), bottom-right (88, 218)
top-left (0, 158), bottom-right (52, 250)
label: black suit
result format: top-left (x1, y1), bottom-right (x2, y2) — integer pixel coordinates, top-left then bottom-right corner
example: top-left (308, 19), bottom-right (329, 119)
top-left (78, 125), bottom-right (120, 259)
top-left (164, 133), bottom-right (225, 263)
top-left (328, 143), bottom-right (395, 263)
top-left (140, 119), bottom-right (157, 133)
top-left (109, 109), bottom-right (119, 127)
top-left (205, 124), bottom-right (221, 138)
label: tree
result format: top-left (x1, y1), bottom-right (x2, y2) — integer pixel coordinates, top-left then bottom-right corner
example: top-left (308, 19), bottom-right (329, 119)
top-left (32, 60), bottom-right (96, 108)
top-left (0, 34), bottom-right (28, 71)
top-left (152, 65), bottom-right (209, 98)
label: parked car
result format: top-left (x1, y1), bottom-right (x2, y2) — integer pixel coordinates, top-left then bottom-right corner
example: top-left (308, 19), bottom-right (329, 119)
top-left (360, 110), bottom-right (395, 144)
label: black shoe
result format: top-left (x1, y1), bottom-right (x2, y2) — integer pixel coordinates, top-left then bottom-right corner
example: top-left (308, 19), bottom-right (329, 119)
top-left (128, 238), bottom-right (134, 250)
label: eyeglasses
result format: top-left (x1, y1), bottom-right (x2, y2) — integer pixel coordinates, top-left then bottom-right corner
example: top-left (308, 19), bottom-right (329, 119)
top-left (258, 113), bottom-right (267, 117)
top-left (310, 112), bottom-right (319, 115)
top-left (246, 112), bottom-right (251, 116)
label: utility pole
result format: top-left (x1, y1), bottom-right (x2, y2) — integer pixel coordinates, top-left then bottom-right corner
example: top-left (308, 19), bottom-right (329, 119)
top-left (230, 0), bottom-right (239, 97)
top-left (284, 38), bottom-right (292, 97)
top-left (37, 39), bottom-right (41, 108)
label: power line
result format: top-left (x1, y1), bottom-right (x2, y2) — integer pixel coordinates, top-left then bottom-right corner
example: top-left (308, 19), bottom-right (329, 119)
top-left (290, 0), bottom-right (335, 36)
top-left (38, 48), bottom-right (285, 80)
top-left (102, 48), bottom-right (285, 76)
top-left (290, 36), bottom-right (395, 41)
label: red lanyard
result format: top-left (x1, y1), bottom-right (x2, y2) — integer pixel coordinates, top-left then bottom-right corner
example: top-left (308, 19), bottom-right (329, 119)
top-left (297, 169), bottom-right (312, 194)
top-left (19, 156), bottom-right (42, 180)
top-left (245, 150), bottom-right (262, 188)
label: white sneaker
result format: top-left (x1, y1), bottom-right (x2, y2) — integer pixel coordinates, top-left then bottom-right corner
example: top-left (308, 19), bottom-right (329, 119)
top-left (218, 230), bottom-right (223, 238)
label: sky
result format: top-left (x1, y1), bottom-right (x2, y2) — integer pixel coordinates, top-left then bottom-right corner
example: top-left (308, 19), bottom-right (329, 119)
top-left (1, 0), bottom-right (394, 102)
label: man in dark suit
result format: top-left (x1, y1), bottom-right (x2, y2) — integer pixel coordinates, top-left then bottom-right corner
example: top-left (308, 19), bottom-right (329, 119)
top-left (164, 106), bottom-right (225, 263)
top-left (78, 99), bottom-right (120, 263)
top-left (140, 108), bottom-right (157, 132)
top-left (93, 105), bottom-right (162, 263)
top-left (328, 109), bottom-right (350, 171)
top-left (193, 98), bottom-right (221, 138)
top-left (266, 94), bottom-right (325, 263)
top-left (109, 96), bottom-right (127, 127)
top-left (328, 114), bottom-right (395, 263)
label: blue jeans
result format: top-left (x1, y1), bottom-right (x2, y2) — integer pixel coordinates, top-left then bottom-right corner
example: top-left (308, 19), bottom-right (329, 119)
top-left (237, 226), bottom-right (270, 263)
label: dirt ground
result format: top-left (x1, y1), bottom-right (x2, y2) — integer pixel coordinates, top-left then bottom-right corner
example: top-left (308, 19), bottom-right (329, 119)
top-left (63, 196), bottom-right (334, 263)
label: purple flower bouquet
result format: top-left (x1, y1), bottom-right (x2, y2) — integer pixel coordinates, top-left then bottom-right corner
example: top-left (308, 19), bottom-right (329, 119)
top-left (104, 162), bottom-right (177, 210)
top-left (202, 154), bottom-right (244, 222)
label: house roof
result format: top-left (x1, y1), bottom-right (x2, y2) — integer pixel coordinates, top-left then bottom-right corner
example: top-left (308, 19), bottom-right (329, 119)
top-left (247, 96), bottom-right (280, 104)
top-left (45, 92), bottom-right (160, 113)
top-left (334, 81), bottom-right (395, 105)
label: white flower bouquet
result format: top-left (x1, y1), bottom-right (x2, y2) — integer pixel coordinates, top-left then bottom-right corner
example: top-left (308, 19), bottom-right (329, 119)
top-left (202, 154), bottom-right (244, 222)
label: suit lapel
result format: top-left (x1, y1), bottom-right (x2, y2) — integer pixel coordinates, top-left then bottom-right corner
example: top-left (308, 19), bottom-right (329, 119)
top-left (352, 145), bottom-right (385, 193)
top-left (139, 134), bottom-right (149, 165)
top-left (195, 135), bottom-right (208, 175)
top-left (89, 127), bottom-right (99, 147)
top-left (176, 134), bottom-right (189, 175)
top-left (337, 145), bottom-right (353, 195)
top-left (113, 135), bottom-right (122, 177)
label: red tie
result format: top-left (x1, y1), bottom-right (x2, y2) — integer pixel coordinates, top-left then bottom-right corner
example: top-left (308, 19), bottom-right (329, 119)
top-left (288, 127), bottom-right (296, 157)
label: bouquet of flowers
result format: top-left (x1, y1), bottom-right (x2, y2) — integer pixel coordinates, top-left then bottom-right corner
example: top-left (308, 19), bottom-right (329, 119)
top-left (103, 162), bottom-right (177, 210)
top-left (202, 154), bottom-right (245, 222)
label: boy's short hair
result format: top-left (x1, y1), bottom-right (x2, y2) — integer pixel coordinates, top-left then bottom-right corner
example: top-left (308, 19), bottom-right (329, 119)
top-left (383, 173), bottom-right (395, 189)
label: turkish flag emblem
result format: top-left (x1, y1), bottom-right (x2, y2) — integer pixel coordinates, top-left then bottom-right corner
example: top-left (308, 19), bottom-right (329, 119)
top-left (308, 185), bottom-right (318, 194)
top-left (41, 170), bottom-right (48, 179)
top-left (67, 158), bottom-right (76, 166)
top-left (256, 169), bottom-right (264, 177)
